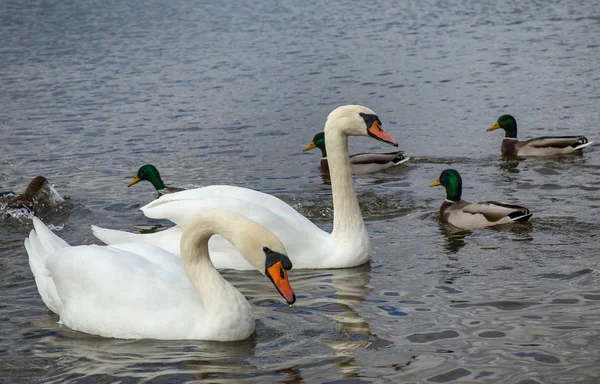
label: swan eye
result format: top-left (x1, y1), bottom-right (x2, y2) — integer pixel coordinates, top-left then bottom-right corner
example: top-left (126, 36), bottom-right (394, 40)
top-left (263, 246), bottom-right (271, 254)
top-left (359, 112), bottom-right (381, 131)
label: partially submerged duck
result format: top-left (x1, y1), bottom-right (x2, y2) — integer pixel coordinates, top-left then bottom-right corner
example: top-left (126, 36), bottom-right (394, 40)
top-left (487, 114), bottom-right (593, 156)
top-left (429, 169), bottom-right (532, 229)
top-left (128, 164), bottom-right (184, 195)
top-left (7, 176), bottom-right (65, 210)
top-left (303, 132), bottom-right (408, 175)
top-left (1, 176), bottom-right (67, 220)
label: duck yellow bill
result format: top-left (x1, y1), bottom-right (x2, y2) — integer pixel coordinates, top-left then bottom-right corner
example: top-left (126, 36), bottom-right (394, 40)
top-left (267, 261), bottom-right (296, 305)
top-left (303, 141), bottom-right (317, 151)
top-left (487, 122), bottom-right (501, 132)
top-left (127, 176), bottom-right (142, 187)
top-left (429, 179), bottom-right (441, 187)
top-left (368, 121), bottom-right (398, 147)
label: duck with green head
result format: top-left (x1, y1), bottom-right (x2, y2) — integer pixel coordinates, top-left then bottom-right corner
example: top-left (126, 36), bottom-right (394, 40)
top-left (487, 114), bottom-right (593, 156)
top-left (303, 132), bottom-right (409, 175)
top-left (128, 165), bottom-right (184, 195)
top-left (429, 169), bottom-right (531, 229)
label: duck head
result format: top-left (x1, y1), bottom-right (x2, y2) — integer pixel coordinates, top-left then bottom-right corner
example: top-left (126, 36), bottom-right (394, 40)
top-left (128, 164), bottom-right (166, 191)
top-left (488, 114), bottom-right (518, 139)
top-left (303, 132), bottom-right (327, 157)
top-left (430, 169), bottom-right (463, 201)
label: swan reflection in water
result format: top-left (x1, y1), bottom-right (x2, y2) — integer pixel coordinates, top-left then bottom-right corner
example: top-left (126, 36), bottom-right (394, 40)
top-left (289, 263), bottom-right (392, 380)
top-left (33, 316), bottom-right (259, 383)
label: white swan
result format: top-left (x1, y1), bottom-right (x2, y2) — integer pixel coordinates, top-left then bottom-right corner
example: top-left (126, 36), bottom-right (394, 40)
top-left (24, 210), bottom-right (296, 341)
top-left (92, 105), bottom-right (399, 269)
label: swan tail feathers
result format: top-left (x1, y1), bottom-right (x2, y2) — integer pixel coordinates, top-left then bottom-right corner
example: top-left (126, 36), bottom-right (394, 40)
top-left (24, 217), bottom-right (66, 313)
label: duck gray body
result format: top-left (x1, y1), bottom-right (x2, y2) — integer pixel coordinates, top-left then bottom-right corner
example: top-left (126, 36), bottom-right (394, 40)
top-left (440, 199), bottom-right (532, 230)
top-left (320, 151), bottom-right (408, 175)
top-left (430, 169), bottom-right (532, 230)
top-left (488, 115), bottom-right (593, 156)
top-left (500, 136), bottom-right (591, 156)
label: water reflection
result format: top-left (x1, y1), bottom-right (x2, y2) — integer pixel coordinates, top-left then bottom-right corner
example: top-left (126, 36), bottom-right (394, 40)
top-left (292, 264), bottom-right (392, 379)
top-left (438, 222), bottom-right (471, 254)
top-left (34, 320), bottom-right (259, 383)
top-left (499, 156), bottom-right (522, 174)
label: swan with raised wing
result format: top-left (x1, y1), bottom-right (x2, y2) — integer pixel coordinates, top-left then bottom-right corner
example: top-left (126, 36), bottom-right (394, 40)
top-left (92, 105), bottom-right (399, 269)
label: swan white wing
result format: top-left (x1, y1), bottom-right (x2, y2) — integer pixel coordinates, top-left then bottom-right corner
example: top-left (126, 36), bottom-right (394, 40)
top-left (109, 243), bottom-right (185, 274)
top-left (147, 196), bottom-right (330, 269)
top-left (93, 195), bottom-right (331, 269)
top-left (142, 185), bottom-right (316, 229)
top-left (45, 244), bottom-right (207, 339)
top-left (92, 225), bottom-right (183, 256)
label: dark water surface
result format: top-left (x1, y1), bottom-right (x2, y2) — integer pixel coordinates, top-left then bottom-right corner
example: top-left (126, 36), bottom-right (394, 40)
top-left (1, 0), bottom-right (600, 382)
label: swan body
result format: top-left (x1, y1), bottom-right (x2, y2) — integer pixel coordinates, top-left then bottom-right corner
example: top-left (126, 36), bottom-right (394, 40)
top-left (304, 132), bottom-right (409, 175)
top-left (430, 169), bottom-right (532, 230)
top-left (25, 210), bottom-right (295, 341)
top-left (93, 105), bottom-right (400, 269)
top-left (487, 115), bottom-right (593, 156)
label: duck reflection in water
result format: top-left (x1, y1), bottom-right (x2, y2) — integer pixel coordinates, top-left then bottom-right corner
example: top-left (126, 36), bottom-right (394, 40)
top-left (438, 222), bottom-right (470, 254)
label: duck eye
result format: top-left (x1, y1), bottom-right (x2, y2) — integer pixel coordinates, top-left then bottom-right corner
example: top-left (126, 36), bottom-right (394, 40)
top-left (263, 246), bottom-right (271, 254)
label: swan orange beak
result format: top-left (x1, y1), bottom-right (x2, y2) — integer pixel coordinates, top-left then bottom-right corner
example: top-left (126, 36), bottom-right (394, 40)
top-left (127, 176), bottom-right (142, 187)
top-left (303, 141), bottom-right (317, 151)
top-left (367, 121), bottom-right (398, 147)
top-left (266, 261), bottom-right (296, 305)
top-left (429, 179), bottom-right (441, 187)
top-left (487, 122), bottom-right (501, 132)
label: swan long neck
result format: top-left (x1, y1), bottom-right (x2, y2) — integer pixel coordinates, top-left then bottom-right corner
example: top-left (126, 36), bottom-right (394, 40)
top-left (179, 215), bottom-right (240, 311)
top-left (324, 122), bottom-right (365, 237)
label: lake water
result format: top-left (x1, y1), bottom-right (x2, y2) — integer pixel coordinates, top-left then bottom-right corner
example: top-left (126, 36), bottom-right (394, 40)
top-left (1, 0), bottom-right (600, 382)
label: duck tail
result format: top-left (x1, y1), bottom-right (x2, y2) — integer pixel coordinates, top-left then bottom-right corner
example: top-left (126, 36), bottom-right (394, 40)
top-left (573, 136), bottom-right (593, 151)
top-left (508, 209), bottom-right (532, 222)
top-left (392, 153), bottom-right (410, 165)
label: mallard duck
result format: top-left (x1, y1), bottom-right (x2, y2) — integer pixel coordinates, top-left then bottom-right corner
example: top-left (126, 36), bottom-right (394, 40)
top-left (92, 105), bottom-right (400, 269)
top-left (7, 176), bottom-right (65, 211)
top-left (128, 164), bottom-right (184, 194)
top-left (487, 114), bottom-right (593, 156)
top-left (25, 209), bottom-right (295, 341)
top-left (303, 132), bottom-right (408, 175)
top-left (429, 169), bottom-right (532, 229)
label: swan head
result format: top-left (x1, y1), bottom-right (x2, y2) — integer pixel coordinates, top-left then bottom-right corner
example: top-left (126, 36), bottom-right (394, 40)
top-left (128, 164), bottom-right (166, 190)
top-left (224, 214), bottom-right (296, 305)
top-left (325, 105), bottom-right (399, 146)
top-left (263, 246), bottom-right (296, 305)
